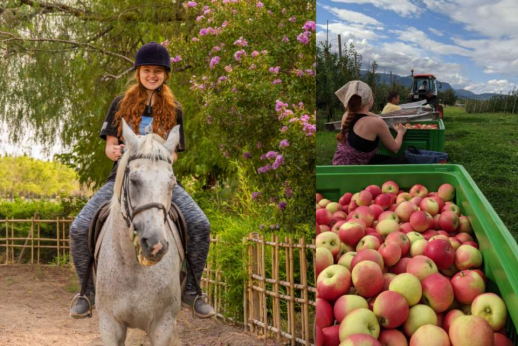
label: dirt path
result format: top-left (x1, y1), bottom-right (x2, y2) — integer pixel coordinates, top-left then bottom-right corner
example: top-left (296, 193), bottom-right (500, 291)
top-left (0, 265), bottom-right (277, 346)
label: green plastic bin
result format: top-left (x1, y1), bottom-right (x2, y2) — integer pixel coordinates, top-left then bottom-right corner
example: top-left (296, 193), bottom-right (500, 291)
top-left (317, 164), bottom-right (518, 342)
top-left (377, 119), bottom-right (445, 156)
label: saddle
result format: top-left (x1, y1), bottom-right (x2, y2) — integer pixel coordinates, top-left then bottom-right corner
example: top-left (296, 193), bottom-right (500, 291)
top-left (87, 201), bottom-right (190, 293)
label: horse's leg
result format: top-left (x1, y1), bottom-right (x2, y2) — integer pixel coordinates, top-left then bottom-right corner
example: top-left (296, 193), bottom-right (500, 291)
top-left (148, 314), bottom-right (176, 346)
top-left (99, 311), bottom-right (127, 346)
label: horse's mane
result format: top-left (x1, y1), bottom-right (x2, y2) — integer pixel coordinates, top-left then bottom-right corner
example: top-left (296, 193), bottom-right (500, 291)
top-left (111, 134), bottom-right (172, 210)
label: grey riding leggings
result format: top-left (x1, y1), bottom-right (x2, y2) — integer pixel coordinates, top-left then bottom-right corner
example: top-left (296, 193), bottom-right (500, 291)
top-left (69, 182), bottom-right (211, 295)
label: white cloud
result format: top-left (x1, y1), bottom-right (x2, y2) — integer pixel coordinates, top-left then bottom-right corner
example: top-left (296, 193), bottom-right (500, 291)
top-left (321, 5), bottom-right (383, 26)
top-left (393, 28), bottom-right (472, 56)
top-left (329, 0), bottom-right (423, 17)
top-left (464, 79), bottom-right (517, 94)
top-left (317, 22), bottom-right (384, 42)
top-left (428, 28), bottom-right (444, 36)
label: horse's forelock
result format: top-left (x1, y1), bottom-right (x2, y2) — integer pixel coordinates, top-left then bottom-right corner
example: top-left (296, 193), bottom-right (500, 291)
top-left (110, 134), bottom-right (171, 210)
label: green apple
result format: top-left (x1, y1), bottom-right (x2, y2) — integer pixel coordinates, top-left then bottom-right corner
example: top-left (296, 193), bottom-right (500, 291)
top-left (389, 273), bottom-right (422, 306)
top-left (339, 308), bottom-right (380, 341)
top-left (403, 304), bottom-right (437, 337)
top-left (471, 292), bottom-right (507, 331)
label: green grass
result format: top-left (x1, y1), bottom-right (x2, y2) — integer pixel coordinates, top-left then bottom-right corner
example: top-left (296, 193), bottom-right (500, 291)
top-left (316, 106), bottom-right (518, 241)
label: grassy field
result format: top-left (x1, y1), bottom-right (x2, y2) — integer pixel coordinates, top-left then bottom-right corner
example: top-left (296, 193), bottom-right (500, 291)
top-left (316, 106), bottom-right (518, 241)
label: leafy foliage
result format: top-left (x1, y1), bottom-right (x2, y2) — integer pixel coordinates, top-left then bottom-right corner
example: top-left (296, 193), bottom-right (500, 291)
top-left (464, 89), bottom-right (518, 114)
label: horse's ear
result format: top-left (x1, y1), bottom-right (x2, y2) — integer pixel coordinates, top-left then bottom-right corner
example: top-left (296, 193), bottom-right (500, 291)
top-left (164, 125), bottom-right (180, 155)
top-left (122, 119), bottom-right (138, 151)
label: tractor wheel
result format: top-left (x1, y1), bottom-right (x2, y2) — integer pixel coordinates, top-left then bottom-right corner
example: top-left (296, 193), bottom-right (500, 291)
top-left (438, 105), bottom-right (444, 118)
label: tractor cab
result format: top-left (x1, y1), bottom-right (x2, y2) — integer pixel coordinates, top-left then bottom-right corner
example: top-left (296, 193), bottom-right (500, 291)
top-left (408, 70), bottom-right (443, 118)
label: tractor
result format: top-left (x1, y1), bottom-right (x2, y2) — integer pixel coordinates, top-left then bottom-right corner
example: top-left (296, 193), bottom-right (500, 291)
top-left (407, 70), bottom-right (444, 118)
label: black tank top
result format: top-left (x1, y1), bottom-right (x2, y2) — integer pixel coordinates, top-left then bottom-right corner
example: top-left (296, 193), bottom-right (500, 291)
top-left (347, 114), bottom-right (379, 152)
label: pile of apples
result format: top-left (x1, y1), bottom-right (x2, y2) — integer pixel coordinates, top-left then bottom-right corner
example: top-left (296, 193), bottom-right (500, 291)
top-left (315, 181), bottom-right (512, 346)
top-left (395, 123), bottom-right (439, 130)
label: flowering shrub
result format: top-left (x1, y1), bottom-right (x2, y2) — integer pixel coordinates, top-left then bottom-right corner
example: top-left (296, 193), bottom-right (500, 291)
top-left (167, 0), bottom-right (315, 235)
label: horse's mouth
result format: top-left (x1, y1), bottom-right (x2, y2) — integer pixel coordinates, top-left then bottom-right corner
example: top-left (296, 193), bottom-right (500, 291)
top-left (131, 232), bottom-right (160, 267)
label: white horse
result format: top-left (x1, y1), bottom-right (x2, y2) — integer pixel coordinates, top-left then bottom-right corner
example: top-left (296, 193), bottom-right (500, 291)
top-left (96, 119), bottom-right (182, 346)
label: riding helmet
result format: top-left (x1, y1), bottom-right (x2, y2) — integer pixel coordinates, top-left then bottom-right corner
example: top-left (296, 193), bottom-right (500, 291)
top-left (134, 42), bottom-right (171, 71)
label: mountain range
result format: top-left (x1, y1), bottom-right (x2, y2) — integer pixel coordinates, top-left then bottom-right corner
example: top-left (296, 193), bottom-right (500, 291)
top-left (367, 72), bottom-right (498, 100)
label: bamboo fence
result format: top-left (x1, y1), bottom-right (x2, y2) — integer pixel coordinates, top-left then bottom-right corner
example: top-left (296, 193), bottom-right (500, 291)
top-left (0, 216), bottom-right (72, 264)
top-left (1, 218), bottom-right (316, 345)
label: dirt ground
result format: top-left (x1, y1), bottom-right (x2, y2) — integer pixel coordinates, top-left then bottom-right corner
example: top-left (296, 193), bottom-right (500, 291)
top-left (0, 265), bottom-right (279, 346)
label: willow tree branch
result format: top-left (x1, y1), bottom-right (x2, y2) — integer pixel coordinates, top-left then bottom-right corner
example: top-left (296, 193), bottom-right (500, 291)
top-left (0, 31), bottom-right (133, 64)
top-left (100, 66), bottom-right (134, 82)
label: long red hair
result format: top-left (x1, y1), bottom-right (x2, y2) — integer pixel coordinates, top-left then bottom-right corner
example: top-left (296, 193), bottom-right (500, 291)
top-left (113, 67), bottom-right (179, 139)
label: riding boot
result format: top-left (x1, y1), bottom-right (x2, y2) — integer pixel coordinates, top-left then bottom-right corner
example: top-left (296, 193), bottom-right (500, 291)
top-left (69, 291), bottom-right (95, 319)
top-left (181, 290), bottom-right (216, 319)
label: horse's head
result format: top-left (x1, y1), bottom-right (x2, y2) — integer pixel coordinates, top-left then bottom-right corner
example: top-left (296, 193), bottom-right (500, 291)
top-left (115, 119), bottom-right (180, 266)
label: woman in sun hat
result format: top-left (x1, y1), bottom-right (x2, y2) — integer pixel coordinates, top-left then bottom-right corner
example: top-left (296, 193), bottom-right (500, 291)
top-left (332, 80), bottom-right (408, 165)
top-left (69, 42), bottom-right (215, 319)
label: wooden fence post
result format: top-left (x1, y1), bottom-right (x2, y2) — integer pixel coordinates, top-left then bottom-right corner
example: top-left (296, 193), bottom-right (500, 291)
top-left (288, 236), bottom-right (296, 346)
top-left (300, 238), bottom-right (310, 345)
top-left (261, 234), bottom-right (267, 338)
top-left (17, 217), bottom-right (35, 264)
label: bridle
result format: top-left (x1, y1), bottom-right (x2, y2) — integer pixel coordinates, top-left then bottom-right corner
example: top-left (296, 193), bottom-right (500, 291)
top-left (118, 154), bottom-right (173, 230)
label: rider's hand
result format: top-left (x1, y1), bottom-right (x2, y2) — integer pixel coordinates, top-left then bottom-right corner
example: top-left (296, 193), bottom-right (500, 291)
top-left (113, 144), bottom-right (125, 159)
top-left (393, 124), bottom-right (407, 135)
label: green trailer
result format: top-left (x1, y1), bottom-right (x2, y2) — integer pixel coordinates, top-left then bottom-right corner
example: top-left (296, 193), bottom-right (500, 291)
top-left (316, 164), bottom-right (518, 342)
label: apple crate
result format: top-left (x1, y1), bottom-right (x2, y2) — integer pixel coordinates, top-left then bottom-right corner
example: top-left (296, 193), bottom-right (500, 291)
top-left (316, 164), bottom-right (518, 342)
top-left (377, 119), bottom-right (445, 157)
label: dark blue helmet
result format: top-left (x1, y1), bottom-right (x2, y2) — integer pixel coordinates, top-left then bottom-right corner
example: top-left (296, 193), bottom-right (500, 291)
top-left (134, 42), bottom-right (171, 71)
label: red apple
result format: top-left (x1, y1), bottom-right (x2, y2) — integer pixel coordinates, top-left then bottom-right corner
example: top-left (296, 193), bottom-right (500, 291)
top-left (410, 239), bottom-right (428, 257)
top-left (410, 325), bottom-right (450, 346)
top-left (316, 232), bottom-right (341, 257)
top-left (391, 257), bottom-right (411, 275)
top-left (438, 183), bottom-right (455, 202)
top-left (425, 239), bottom-right (455, 270)
top-left (389, 273), bottom-right (422, 306)
top-left (316, 193), bottom-right (324, 203)
top-left (456, 233), bottom-right (474, 243)
top-left (382, 181), bottom-right (399, 195)
top-left (400, 222), bottom-right (415, 234)
top-left (370, 204), bottom-right (384, 220)
top-left (339, 192), bottom-right (353, 206)
top-left (396, 192), bottom-right (412, 206)
top-left (317, 208), bottom-right (333, 226)
top-left (337, 251), bottom-right (356, 271)
top-left (322, 325), bottom-right (340, 346)
top-left (443, 309), bottom-right (465, 333)
top-left (420, 197), bottom-right (440, 216)
top-left (409, 184), bottom-right (428, 198)
top-left (317, 265), bottom-right (352, 302)
top-left (421, 273), bottom-right (454, 313)
top-left (316, 247), bottom-right (334, 277)
top-left (378, 242), bottom-right (401, 267)
top-left (439, 211), bottom-right (460, 232)
top-left (339, 221), bottom-right (366, 247)
top-left (373, 291), bottom-right (409, 328)
top-left (449, 315), bottom-right (494, 346)
top-left (395, 201), bottom-right (418, 222)
top-left (382, 273), bottom-right (396, 291)
top-left (316, 297), bottom-right (334, 328)
top-left (378, 329), bottom-right (408, 346)
top-left (494, 333), bottom-right (513, 346)
top-left (351, 249), bottom-right (384, 271)
top-left (410, 211), bottom-right (433, 232)
top-left (351, 206), bottom-right (375, 227)
top-left (458, 215), bottom-right (473, 234)
top-left (449, 237), bottom-right (462, 250)
top-left (333, 294), bottom-right (369, 324)
top-left (376, 219), bottom-right (400, 237)
top-left (451, 270), bottom-right (486, 305)
top-left (339, 308), bottom-right (381, 341)
top-left (385, 231), bottom-right (411, 257)
top-left (410, 196), bottom-right (423, 207)
top-left (339, 334), bottom-right (382, 346)
top-left (455, 245), bottom-right (483, 270)
top-left (422, 229), bottom-right (439, 240)
top-left (366, 185), bottom-right (382, 199)
top-left (463, 241), bottom-right (479, 249)
top-left (357, 190), bottom-right (373, 207)
top-left (356, 235), bottom-right (381, 251)
top-left (375, 193), bottom-right (392, 210)
top-left (316, 325), bottom-right (324, 346)
top-left (326, 202), bottom-right (343, 214)
top-left (332, 211), bottom-right (347, 222)
top-left (348, 199), bottom-right (358, 213)
top-left (406, 255), bottom-right (438, 281)
top-left (378, 211), bottom-right (399, 223)
top-left (443, 202), bottom-right (461, 216)
top-left (352, 261), bottom-right (384, 298)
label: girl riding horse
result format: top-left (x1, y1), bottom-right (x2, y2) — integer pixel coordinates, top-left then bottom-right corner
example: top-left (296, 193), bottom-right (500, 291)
top-left (69, 42), bottom-right (215, 319)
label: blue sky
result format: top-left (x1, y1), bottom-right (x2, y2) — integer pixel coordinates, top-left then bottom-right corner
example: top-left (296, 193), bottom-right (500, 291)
top-left (317, 0), bottom-right (518, 94)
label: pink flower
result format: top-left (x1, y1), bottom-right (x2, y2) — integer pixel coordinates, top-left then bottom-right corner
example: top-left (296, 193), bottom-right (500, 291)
top-left (281, 126), bottom-right (288, 133)
top-left (251, 51), bottom-right (260, 57)
top-left (279, 23), bottom-right (284, 27)
top-left (282, 8), bottom-right (286, 14)
top-left (303, 20), bottom-right (316, 31)
top-left (192, 37), bottom-right (199, 42)
top-left (282, 35), bottom-right (289, 42)
top-left (249, 64), bottom-right (256, 70)
top-left (261, 50), bottom-right (268, 55)
top-left (232, 87), bottom-right (237, 93)
top-left (170, 55), bottom-right (182, 63)
top-left (275, 100), bottom-right (288, 112)
top-left (161, 40), bottom-right (170, 47)
top-left (210, 56), bottom-right (221, 69)
top-left (187, 1), bottom-right (197, 8)
top-left (224, 65), bottom-right (233, 72)
top-left (233, 37), bottom-right (248, 47)
top-left (257, 142), bottom-right (263, 149)
top-left (296, 69), bottom-right (304, 77)
top-left (212, 46), bottom-right (221, 52)
top-left (203, 9), bottom-right (211, 15)
top-left (217, 76), bottom-right (228, 83)
top-left (234, 49), bottom-right (246, 61)
top-left (279, 139), bottom-right (290, 148)
top-left (267, 10), bottom-right (272, 15)
top-left (305, 69), bottom-right (314, 76)
top-left (266, 151), bottom-right (278, 159)
top-left (196, 15), bottom-right (205, 22)
top-left (272, 79), bottom-right (282, 85)
top-left (297, 32), bottom-right (309, 44)
top-left (256, 2), bottom-right (264, 8)
top-left (272, 155), bottom-right (284, 169)
top-left (200, 28), bottom-right (208, 36)
top-left (269, 66), bottom-right (280, 74)
top-left (289, 17), bottom-right (296, 22)
top-left (222, 21), bottom-right (229, 27)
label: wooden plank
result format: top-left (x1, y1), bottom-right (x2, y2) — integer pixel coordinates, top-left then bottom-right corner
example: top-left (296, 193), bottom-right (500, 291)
top-left (300, 238), bottom-right (310, 345)
top-left (289, 237), bottom-right (295, 346)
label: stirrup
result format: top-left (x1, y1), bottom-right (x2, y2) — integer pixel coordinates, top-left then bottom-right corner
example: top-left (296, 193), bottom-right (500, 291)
top-left (192, 293), bottom-right (209, 319)
top-left (70, 293), bottom-right (93, 318)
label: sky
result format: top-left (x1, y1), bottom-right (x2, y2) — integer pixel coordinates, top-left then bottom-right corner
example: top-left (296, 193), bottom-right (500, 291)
top-left (316, 0), bottom-right (518, 94)
top-left (0, 123), bottom-right (62, 161)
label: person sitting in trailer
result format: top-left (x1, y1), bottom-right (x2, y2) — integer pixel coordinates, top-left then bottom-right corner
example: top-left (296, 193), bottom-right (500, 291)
top-left (381, 91), bottom-right (402, 115)
top-left (332, 80), bottom-right (408, 165)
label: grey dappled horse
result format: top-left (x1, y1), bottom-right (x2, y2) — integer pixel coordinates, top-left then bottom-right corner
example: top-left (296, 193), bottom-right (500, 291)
top-left (96, 119), bottom-right (182, 346)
